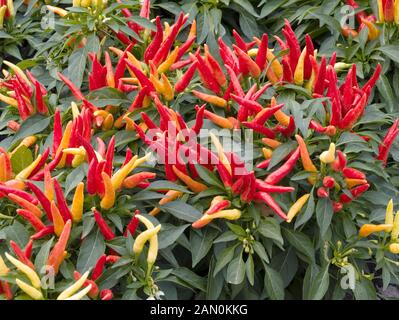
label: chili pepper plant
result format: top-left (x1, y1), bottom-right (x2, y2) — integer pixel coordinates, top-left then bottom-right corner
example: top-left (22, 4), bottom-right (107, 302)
top-left (0, 0), bottom-right (399, 301)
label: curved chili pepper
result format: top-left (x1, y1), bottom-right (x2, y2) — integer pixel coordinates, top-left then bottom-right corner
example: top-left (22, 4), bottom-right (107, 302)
top-left (340, 183), bottom-right (370, 203)
top-left (254, 191), bottom-right (288, 220)
top-left (93, 208), bottom-right (115, 241)
top-left (265, 148), bottom-right (300, 185)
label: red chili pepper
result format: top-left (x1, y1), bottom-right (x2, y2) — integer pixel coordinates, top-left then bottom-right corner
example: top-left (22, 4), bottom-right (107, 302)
top-left (25, 182), bottom-right (52, 221)
top-left (52, 108), bottom-right (62, 156)
top-left (114, 46), bottom-right (132, 86)
top-left (323, 176), bottom-right (335, 188)
top-left (251, 83), bottom-right (272, 102)
top-left (91, 254), bottom-right (107, 281)
top-left (329, 52), bottom-right (337, 66)
top-left (93, 208), bottom-right (115, 241)
top-left (140, 112), bottom-right (158, 130)
top-left (265, 147), bottom-right (300, 185)
top-left (26, 147), bottom-right (50, 179)
top-left (255, 179), bottom-right (294, 193)
top-left (14, 87), bottom-right (30, 120)
top-left (254, 191), bottom-right (288, 220)
top-left (125, 60), bottom-right (155, 92)
top-left (87, 158), bottom-right (98, 195)
top-left (171, 59), bottom-right (192, 71)
top-left (313, 56), bottom-right (327, 95)
top-left (34, 81), bottom-right (48, 115)
top-left (106, 255), bottom-right (121, 264)
top-left (10, 240), bottom-right (35, 269)
top-left (152, 13), bottom-right (185, 65)
top-left (30, 226), bottom-right (54, 240)
top-left (330, 98), bottom-right (342, 127)
top-left (242, 121), bottom-right (276, 138)
top-left (100, 289), bottom-right (113, 300)
top-left (255, 34), bottom-right (268, 70)
top-left (304, 34), bottom-right (314, 80)
top-left (192, 53), bottom-right (221, 95)
top-left (176, 36), bottom-right (196, 62)
top-left (30, 149), bottom-right (64, 181)
top-left (24, 240), bottom-right (33, 260)
top-left (175, 61), bottom-right (198, 93)
top-left (340, 183), bottom-right (370, 203)
top-left (233, 45), bottom-right (261, 78)
top-left (104, 136), bottom-right (115, 176)
top-left (231, 94), bottom-right (263, 113)
top-left (206, 200), bottom-right (231, 215)
top-left (342, 167), bottom-right (366, 180)
top-left (73, 271), bottom-right (99, 298)
top-left (274, 115), bottom-right (296, 137)
top-left (333, 201), bottom-right (343, 212)
top-left (0, 185), bottom-right (38, 205)
top-left (253, 103), bottom-right (284, 126)
top-left (57, 72), bottom-right (84, 100)
top-left (282, 59), bottom-right (293, 83)
top-left (53, 179), bottom-right (72, 222)
top-left (377, 119), bottom-right (399, 165)
top-left (282, 20), bottom-right (301, 72)
top-left (88, 52), bottom-right (107, 90)
top-left (317, 187), bottom-right (329, 198)
top-left (218, 38), bottom-right (239, 73)
top-left (363, 64), bottom-right (381, 92)
top-left (232, 29), bottom-right (247, 50)
top-left (128, 86), bottom-right (151, 111)
top-left (225, 65), bottom-right (245, 97)
top-left (124, 210), bottom-right (139, 237)
top-left (17, 209), bottom-right (45, 232)
top-left (339, 94), bottom-right (367, 130)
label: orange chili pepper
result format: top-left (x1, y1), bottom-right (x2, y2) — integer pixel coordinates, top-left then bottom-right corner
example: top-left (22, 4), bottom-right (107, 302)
top-left (71, 182), bottom-right (84, 222)
top-left (172, 165), bottom-right (207, 193)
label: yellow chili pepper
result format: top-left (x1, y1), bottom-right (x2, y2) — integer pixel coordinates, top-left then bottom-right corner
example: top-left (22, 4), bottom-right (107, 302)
top-left (359, 223), bottom-right (393, 237)
top-left (46, 5), bottom-right (68, 17)
top-left (391, 211), bottom-right (399, 240)
top-left (262, 148), bottom-right (273, 159)
top-left (386, 199), bottom-right (394, 226)
top-left (266, 50), bottom-right (283, 79)
top-left (5, 252), bottom-right (41, 289)
top-left (320, 143), bottom-right (336, 164)
top-left (389, 243), bottom-right (399, 254)
top-left (71, 182), bottom-right (84, 222)
top-left (133, 224), bottom-right (161, 256)
top-left (0, 92), bottom-right (17, 107)
top-left (73, 0), bottom-right (81, 6)
top-left (0, 254), bottom-right (9, 276)
top-left (80, 0), bottom-right (91, 8)
top-left (192, 209), bottom-right (241, 228)
top-left (294, 48), bottom-right (307, 86)
top-left (378, 0), bottom-right (385, 22)
top-left (286, 194), bottom-right (310, 223)
top-left (158, 46), bottom-right (179, 74)
top-left (361, 19), bottom-right (380, 41)
top-left (111, 156), bottom-right (138, 190)
top-left (248, 49), bottom-right (258, 57)
top-left (188, 19), bottom-right (196, 38)
top-left (3, 61), bottom-right (30, 84)
top-left (102, 113), bottom-right (114, 131)
top-left (345, 178), bottom-right (368, 189)
top-left (100, 172), bottom-right (115, 210)
top-left (150, 74), bottom-right (164, 94)
top-left (295, 134), bottom-right (317, 172)
top-left (0, 6), bottom-right (7, 29)
top-left (51, 200), bottom-right (65, 237)
top-left (55, 121), bottom-right (73, 168)
top-left (57, 271), bottom-right (90, 300)
top-left (123, 115), bottom-right (136, 131)
top-left (210, 132), bottom-right (232, 175)
top-left (15, 279), bottom-right (43, 300)
top-left (271, 97), bottom-right (290, 126)
top-left (64, 284), bottom-right (92, 300)
top-left (15, 154), bottom-right (43, 180)
top-left (126, 52), bottom-right (144, 73)
top-left (163, 22), bottom-right (171, 41)
top-left (135, 215), bottom-right (159, 267)
top-left (395, 0), bottom-right (399, 24)
top-left (161, 73), bottom-right (174, 101)
top-left (172, 165), bottom-right (207, 193)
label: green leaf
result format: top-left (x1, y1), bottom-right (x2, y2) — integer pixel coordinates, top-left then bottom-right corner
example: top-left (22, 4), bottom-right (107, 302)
top-left (190, 228), bottom-right (219, 267)
top-left (10, 145), bottom-right (33, 174)
top-left (226, 253), bottom-right (246, 285)
top-left (147, 180), bottom-right (191, 194)
top-left (245, 254), bottom-right (255, 285)
top-left (267, 141), bottom-right (297, 170)
top-left (213, 244), bottom-right (238, 276)
top-left (264, 264), bottom-right (284, 300)
top-left (64, 164), bottom-right (87, 196)
top-left (158, 224), bottom-right (190, 250)
top-left (10, 114), bottom-right (50, 145)
top-left (258, 217), bottom-right (283, 246)
top-left (306, 264), bottom-right (330, 300)
top-left (34, 238), bottom-right (54, 273)
top-left (160, 201), bottom-right (202, 223)
top-left (171, 267), bottom-right (206, 292)
top-left (283, 228), bottom-right (315, 263)
top-left (4, 221), bottom-right (29, 248)
top-left (354, 278), bottom-right (377, 300)
top-left (316, 198), bottom-right (333, 238)
top-left (77, 228), bottom-right (106, 273)
top-left (378, 45), bottom-right (399, 63)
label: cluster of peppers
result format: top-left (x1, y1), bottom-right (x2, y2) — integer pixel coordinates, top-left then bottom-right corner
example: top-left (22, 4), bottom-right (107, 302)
top-left (0, 61), bottom-right (49, 121)
top-left (343, 0), bottom-right (380, 40)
